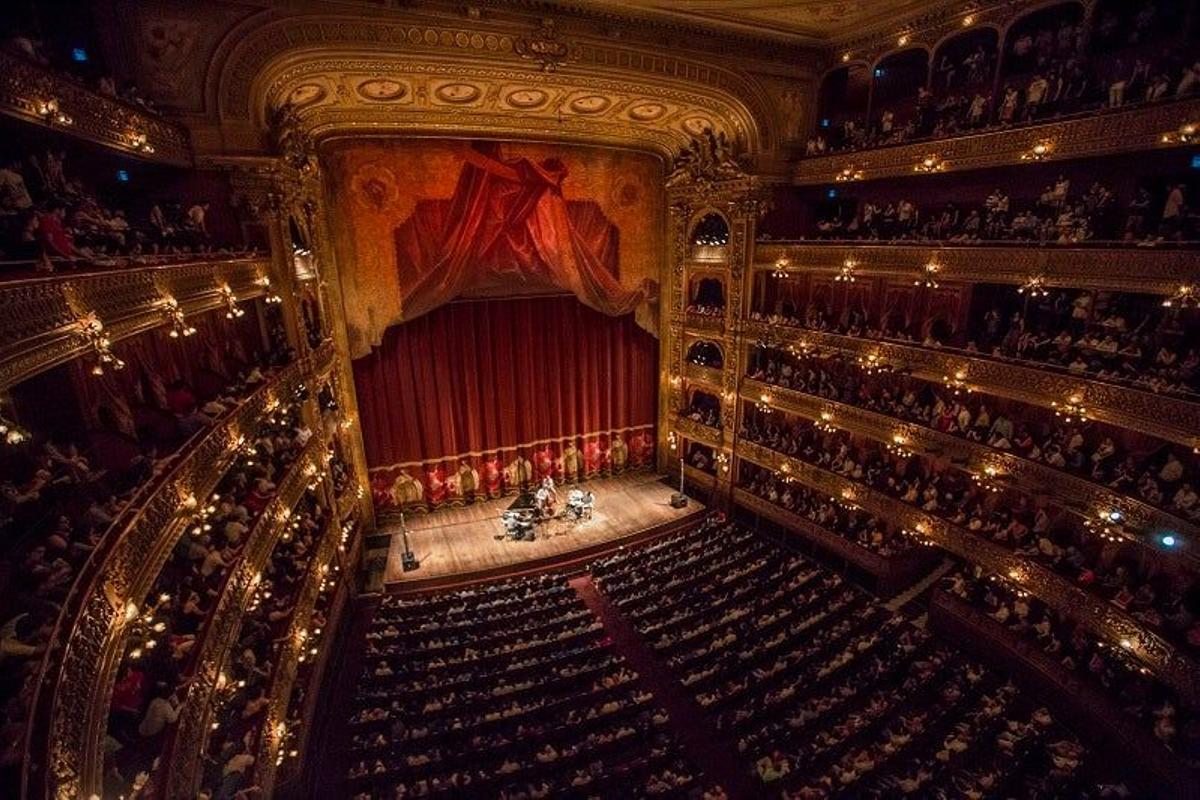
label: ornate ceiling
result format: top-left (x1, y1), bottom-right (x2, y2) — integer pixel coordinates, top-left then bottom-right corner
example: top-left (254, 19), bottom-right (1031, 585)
top-left (565, 0), bottom-right (964, 42)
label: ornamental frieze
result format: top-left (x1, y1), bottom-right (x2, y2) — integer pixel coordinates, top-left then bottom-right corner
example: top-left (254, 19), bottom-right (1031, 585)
top-left (735, 439), bottom-right (1200, 705)
top-left (752, 244), bottom-right (1200, 297)
top-left (674, 414), bottom-right (723, 449)
top-left (744, 321), bottom-right (1200, 451)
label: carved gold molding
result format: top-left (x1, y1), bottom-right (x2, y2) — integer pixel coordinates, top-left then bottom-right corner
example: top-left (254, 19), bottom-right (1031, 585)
top-left (735, 439), bottom-right (1200, 704)
top-left (753, 244), bottom-right (1200, 297)
top-left (745, 320), bottom-right (1200, 451)
top-left (0, 51), bottom-right (191, 166)
top-left (163, 433), bottom-right (329, 799)
top-left (740, 376), bottom-right (1200, 550)
top-left (794, 99), bottom-right (1200, 185)
top-left (0, 258), bottom-right (270, 392)
top-left (27, 346), bottom-right (333, 800)
top-left (674, 413), bottom-right (722, 449)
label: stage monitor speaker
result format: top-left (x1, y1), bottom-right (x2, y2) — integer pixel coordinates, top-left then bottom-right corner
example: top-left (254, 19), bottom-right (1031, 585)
top-left (402, 551), bottom-right (420, 571)
top-left (669, 493), bottom-right (688, 508)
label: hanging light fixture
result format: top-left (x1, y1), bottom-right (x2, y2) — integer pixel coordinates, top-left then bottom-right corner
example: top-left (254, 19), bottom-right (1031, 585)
top-left (162, 296), bottom-right (197, 338)
top-left (1052, 393), bottom-right (1088, 423)
top-left (1162, 284), bottom-right (1198, 308)
top-left (834, 258), bottom-right (857, 282)
top-left (1017, 274), bottom-right (1049, 297)
top-left (915, 262), bottom-right (940, 288)
top-left (220, 284), bottom-right (246, 319)
top-left (771, 255), bottom-right (791, 279)
top-left (76, 312), bottom-right (125, 375)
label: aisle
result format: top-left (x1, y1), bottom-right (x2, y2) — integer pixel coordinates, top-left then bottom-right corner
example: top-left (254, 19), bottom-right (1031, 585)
top-left (570, 575), bottom-right (759, 800)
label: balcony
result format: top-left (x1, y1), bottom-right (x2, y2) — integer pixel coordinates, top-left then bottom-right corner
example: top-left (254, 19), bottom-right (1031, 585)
top-left (735, 439), bottom-right (1200, 705)
top-left (753, 243), bottom-right (1200, 297)
top-left (744, 320), bottom-right (1200, 450)
top-left (0, 256), bottom-right (271, 391)
top-left (26, 344), bottom-right (334, 800)
top-left (0, 51), bottom-right (191, 166)
top-left (734, 488), bottom-right (935, 594)
top-left (741, 377), bottom-right (1200, 556)
top-left (682, 361), bottom-right (723, 389)
top-left (793, 97), bottom-right (1200, 186)
top-left (674, 414), bottom-right (722, 448)
top-left (160, 432), bottom-right (330, 799)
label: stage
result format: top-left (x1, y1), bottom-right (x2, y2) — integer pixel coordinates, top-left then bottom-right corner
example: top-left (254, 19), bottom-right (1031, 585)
top-left (382, 472), bottom-right (704, 590)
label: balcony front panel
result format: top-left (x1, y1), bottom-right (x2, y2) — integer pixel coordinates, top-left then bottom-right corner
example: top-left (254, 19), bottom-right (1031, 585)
top-left (0, 258), bottom-right (270, 392)
top-left (793, 98), bottom-right (1200, 186)
top-left (754, 244), bottom-right (1200, 297)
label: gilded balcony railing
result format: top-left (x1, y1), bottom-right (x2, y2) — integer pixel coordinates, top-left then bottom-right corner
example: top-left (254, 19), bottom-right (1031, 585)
top-left (753, 244), bottom-right (1200, 297)
top-left (24, 343), bottom-right (333, 800)
top-left (0, 257), bottom-right (270, 391)
top-left (0, 50), bottom-right (191, 165)
top-left (683, 361), bottom-right (724, 389)
top-left (740, 377), bottom-right (1200, 552)
top-left (792, 98), bottom-right (1200, 187)
top-left (252, 512), bottom-right (345, 792)
top-left (745, 320), bottom-right (1200, 451)
top-left (735, 439), bottom-right (1200, 704)
top-left (733, 488), bottom-right (934, 593)
top-left (161, 432), bottom-right (330, 799)
top-left (674, 414), bottom-right (723, 449)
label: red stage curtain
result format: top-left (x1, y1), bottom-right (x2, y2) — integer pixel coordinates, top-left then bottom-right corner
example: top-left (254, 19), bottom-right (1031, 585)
top-left (353, 294), bottom-right (658, 511)
top-left (393, 141), bottom-right (652, 323)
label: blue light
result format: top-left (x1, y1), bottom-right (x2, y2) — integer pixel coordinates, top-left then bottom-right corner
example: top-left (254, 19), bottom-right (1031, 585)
top-left (874, 68), bottom-right (885, 78)
top-left (1161, 534), bottom-right (1178, 547)
top-left (1191, 154), bottom-right (1200, 170)
top-left (820, 118), bottom-right (831, 128)
top-left (827, 188), bottom-right (838, 199)
top-left (72, 48), bottom-right (88, 63)
top-left (116, 169), bottom-right (129, 182)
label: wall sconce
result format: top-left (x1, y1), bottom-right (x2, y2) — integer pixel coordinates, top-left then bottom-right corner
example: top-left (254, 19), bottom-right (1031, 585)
top-left (913, 154), bottom-right (945, 173)
top-left (834, 258), bottom-right (857, 282)
top-left (897, 33), bottom-right (910, 46)
top-left (1020, 140), bottom-right (1054, 162)
top-left (1017, 274), bottom-right (1049, 297)
top-left (162, 296), bottom-right (197, 338)
top-left (771, 255), bottom-right (791, 279)
top-left (755, 392), bottom-right (772, 413)
top-left (816, 411), bottom-right (837, 433)
top-left (962, 14), bottom-right (976, 26)
top-left (0, 404), bottom-right (28, 446)
top-left (35, 96), bottom-right (72, 126)
top-left (971, 465), bottom-right (1002, 493)
top-left (886, 433), bottom-right (912, 458)
top-left (667, 431), bottom-right (678, 451)
top-left (915, 262), bottom-right (941, 288)
top-left (1085, 508), bottom-right (1126, 543)
top-left (220, 284), bottom-right (246, 319)
top-left (842, 52), bottom-right (851, 62)
top-left (943, 368), bottom-right (971, 396)
top-left (835, 165), bottom-right (864, 182)
top-left (669, 374), bottom-right (682, 389)
top-left (76, 312), bottom-right (125, 375)
top-left (1161, 122), bottom-right (1197, 144)
top-left (125, 131), bottom-right (155, 154)
top-left (1052, 393), bottom-right (1087, 423)
top-left (858, 352), bottom-right (888, 374)
top-left (715, 452), bottom-right (730, 474)
top-left (1162, 284), bottom-right (1197, 308)
top-left (257, 275), bottom-right (283, 304)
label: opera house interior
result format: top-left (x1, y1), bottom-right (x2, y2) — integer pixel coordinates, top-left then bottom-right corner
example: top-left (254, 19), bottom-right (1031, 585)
top-left (2, 0), bottom-right (1200, 797)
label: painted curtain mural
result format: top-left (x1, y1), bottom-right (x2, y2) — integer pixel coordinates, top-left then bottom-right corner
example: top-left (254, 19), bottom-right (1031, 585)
top-left (325, 140), bottom-right (664, 514)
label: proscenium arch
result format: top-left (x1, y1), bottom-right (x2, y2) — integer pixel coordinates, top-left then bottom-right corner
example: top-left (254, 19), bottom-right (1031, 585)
top-left (204, 11), bottom-right (772, 157)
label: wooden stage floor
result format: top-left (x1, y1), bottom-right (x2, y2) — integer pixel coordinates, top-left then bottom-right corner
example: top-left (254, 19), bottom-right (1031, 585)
top-left (383, 472), bottom-right (704, 590)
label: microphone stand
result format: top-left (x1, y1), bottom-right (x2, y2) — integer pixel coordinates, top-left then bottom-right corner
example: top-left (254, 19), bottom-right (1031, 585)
top-left (400, 510), bottom-right (419, 571)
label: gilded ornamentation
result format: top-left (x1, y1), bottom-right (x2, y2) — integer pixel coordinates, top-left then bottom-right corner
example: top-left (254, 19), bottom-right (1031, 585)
top-left (514, 18), bottom-right (580, 72)
top-left (665, 128), bottom-right (746, 189)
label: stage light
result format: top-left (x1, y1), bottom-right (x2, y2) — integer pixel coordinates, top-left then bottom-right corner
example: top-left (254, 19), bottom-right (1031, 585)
top-left (72, 47), bottom-right (89, 62)
top-left (1161, 534), bottom-right (1178, 548)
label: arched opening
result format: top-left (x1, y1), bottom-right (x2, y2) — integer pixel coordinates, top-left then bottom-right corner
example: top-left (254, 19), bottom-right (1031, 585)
top-left (688, 276), bottom-right (726, 315)
top-left (814, 63), bottom-right (871, 152)
top-left (931, 27), bottom-right (1000, 133)
top-left (685, 339), bottom-right (724, 369)
top-left (871, 48), bottom-right (932, 141)
top-left (684, 388), bottom-right (721, 427)
top-left (690, 212), bottom-right (730, 262)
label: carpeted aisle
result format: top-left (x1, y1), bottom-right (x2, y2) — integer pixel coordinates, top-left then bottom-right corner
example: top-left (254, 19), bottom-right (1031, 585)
top-left (570, 575), bottom-right (759, 800)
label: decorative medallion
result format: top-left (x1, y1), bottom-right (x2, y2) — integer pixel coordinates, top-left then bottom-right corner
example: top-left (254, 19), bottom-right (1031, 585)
top-left (569, 95), bottom-right (611, 114)
top-left (505, 88), bottom-right (549, 109)
top-left (287, 83), bottom-right (325, 107)
top-left (514, 18), bottom-right (580, 72)
top-left (433, 82), bottom-right (483, 103)
top-left (350, 163), bottom-right (399, 213)
top-left (682, 116), bottom-right (716, 136)
top-left (628, 102), bottom-right (667, 122)
top-left (357, 79), bottom-right (408, 101)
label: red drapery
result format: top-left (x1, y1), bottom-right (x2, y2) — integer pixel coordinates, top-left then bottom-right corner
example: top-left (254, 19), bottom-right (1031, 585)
top-left (393, 141), bottom-right (653, 323)
top-left (353, 294), bottom-right (658, 512)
